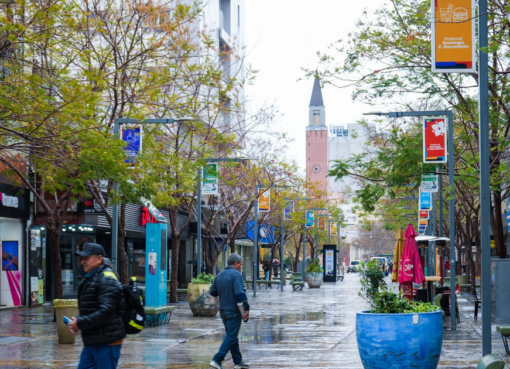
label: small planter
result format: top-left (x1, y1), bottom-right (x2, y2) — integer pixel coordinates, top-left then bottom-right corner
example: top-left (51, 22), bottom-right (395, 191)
top-left (356, 310), bottom-right (443, 369)
top-left (305, 272), bottom-right (323, 288)
top-left (187, 283), bottom-right (219, 317)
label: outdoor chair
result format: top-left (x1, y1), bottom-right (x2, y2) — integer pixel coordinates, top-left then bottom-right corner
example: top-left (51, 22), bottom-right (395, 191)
top-left (290, 272), bottom-right (305, 291)
top-left (496, 325), bottom-right (510, 355)
top-left (434, 293), bottom-right (445, 317)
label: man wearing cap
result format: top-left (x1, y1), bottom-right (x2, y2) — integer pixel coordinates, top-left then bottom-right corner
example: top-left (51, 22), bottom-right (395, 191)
top-left (68, 243), bottom-right (126, 369)
top-left (209, 253), bottom-right (250, 369)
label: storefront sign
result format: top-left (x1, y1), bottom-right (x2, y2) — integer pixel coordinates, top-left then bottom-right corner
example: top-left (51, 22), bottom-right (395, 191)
top-left (319, 217), bottom-right (325, 231)
top-left (423, 118), bottom-right (447, 163)
top-left (82, 198), bottom-right (104, 214)
top-left (330, 222), bottom-right (338, 235)
top-left (122, 125), bottom-right (142, 166)
top-left (284, 200), bottom-right (293, 220)
top-left (431, 0), bottom-right (475, 73)
top-left (0, 192), bottom-right (19, 208)
top-left (258, 189), bottom-right (270, 213)
top-left (202, 163), bottom-right (219, 195)
top-left (421, 174), bottom-right (439, 193)
top-left (305, 210), bottom-right (314, 228)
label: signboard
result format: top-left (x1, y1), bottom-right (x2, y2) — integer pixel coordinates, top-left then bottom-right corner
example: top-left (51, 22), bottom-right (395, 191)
top-left (419, 210), bottom-right (430, 220)
top-left (423, 118), bottom-right (447, 163)
top-left (305, 210), bottom-right (314, 228)
top-left (330, 222), bottom-right (338, 235)
top-left (122, 125), bottom-right (142, 166)
top-left (258, 189), bottom-right (270, 212)
top-left (285, 201), bottom-right (294, 220)
top-left (420, 191), bottom-right (432, 210)
top-left (507, 209), bottom-right (510, 232)
top-left (421, 174), bottom-right (439, 193)
top-left (319, 217), bottom-right (325, 231)
top-left (202, 163), bottom-right (219, 195)
top-left (322, 245), bottom-right (337, 282)
top-left (431, 0), bottom-right (476, 73)
top-left (340, 228), bottom-right (347, 238)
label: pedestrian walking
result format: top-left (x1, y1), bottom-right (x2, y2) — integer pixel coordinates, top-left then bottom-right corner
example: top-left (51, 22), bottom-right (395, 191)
top-left (209, 253), bottom-right (250, 369)
top-left (69, 243), bottom-right (126, 369)
top-left (273, 259), bottom-right (280, 278)
top-left (263, 261), bottom-right (270, 280)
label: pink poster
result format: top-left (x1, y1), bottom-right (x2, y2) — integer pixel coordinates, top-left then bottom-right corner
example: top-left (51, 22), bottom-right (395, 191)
top-left (423, 118), bottom-right (447, 163)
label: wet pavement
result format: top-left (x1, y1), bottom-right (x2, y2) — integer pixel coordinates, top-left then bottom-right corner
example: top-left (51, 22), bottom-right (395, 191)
top-left (0, 274), bottom-right (509, 368)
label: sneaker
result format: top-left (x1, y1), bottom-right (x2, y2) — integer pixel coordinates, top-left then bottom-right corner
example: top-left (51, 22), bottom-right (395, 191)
top-left (234, 362), bottom-right (250, 369)
top-left (209, 360), bottom-right (224, 369)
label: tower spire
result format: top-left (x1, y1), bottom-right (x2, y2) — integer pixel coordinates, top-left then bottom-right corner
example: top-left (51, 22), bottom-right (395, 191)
top-left (309, 76), bottom-right (324, 107)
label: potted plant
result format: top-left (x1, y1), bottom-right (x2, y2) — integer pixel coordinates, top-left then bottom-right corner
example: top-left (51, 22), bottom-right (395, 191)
top-left (356, 260), bottom-right (443, 369)
top-left (187, 273), bottom-right (219, 317)
top-left (305, 258), bottom-right (323, 288)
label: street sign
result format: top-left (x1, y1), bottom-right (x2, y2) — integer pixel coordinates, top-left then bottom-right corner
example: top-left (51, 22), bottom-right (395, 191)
top-left (420, 191), bottom-right (432, 210)
top-left (423, 118), bottom-right (447, 163)
top-left (285, 200), bottom-right (294, 220)
top-left (258, 189), bottom-right (270, 212)
top-left (202, 163), bottom-right (219, 195)
top-left (305, 210), bottom-right (314, 228)
top-left (431, 0), bottom-right (476, 73)
top-left (421, 173), bottom-right (439, 193)
top-left (122, 125), bottom-right (142, 166)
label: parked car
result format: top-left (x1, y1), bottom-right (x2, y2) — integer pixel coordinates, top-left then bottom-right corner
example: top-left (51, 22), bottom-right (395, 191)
top-left (347, 260), bottom-right (360, 273)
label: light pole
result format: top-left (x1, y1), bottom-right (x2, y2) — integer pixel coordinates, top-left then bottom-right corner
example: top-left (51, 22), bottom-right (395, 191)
top-left (308, 207), bottom-right (327, 279)
top-left (340, 227), bottom-right (347, 275)
top-left (363, 109), bottom-right (456, 331)
top-left (111, 117), bottom-right (195, 272)
top-left (196, 158), bottom-right (248, 279)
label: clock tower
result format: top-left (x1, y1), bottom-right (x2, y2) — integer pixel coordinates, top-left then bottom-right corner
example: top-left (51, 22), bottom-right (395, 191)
top-left (306, 77), bottom-right (328, 196)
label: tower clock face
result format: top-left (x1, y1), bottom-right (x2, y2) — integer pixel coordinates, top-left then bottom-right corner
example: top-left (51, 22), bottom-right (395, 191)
top-left (312, 164), bottom-right (321, 174)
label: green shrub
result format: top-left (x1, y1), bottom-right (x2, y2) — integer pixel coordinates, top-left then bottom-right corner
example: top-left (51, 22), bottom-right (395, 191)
top-left (191, 273), bottom-right (215, 284)
top-left (306, 258), bottom-right (323, 273)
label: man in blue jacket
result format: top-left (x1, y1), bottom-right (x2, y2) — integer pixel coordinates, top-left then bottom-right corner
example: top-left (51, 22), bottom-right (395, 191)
top-left (209, 253), bottom-right (250, 369)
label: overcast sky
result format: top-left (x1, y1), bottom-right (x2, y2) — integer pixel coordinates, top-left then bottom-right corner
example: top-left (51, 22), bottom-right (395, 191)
top-left (245, 0), bottom-right (383, 174)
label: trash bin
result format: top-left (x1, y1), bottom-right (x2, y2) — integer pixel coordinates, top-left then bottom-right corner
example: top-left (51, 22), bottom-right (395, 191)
top-left (53, 299), bottom-right (78, 344)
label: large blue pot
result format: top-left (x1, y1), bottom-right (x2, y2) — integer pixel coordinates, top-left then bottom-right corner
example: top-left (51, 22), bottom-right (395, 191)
top-left (356, 310), bottom-right (443, 369)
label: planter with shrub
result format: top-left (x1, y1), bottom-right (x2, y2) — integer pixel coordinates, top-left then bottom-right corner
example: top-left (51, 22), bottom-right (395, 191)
top-left (187, 273), bottom-right (219, 317)
top-left (305, 258), bottom-right (323, 288)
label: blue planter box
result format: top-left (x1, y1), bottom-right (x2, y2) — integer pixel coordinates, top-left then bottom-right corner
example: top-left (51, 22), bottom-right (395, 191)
top-left (356, 310), bottom-right (443, 369)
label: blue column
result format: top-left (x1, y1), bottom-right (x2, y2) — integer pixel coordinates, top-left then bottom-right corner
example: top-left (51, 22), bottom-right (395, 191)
top-left (145, 223), bottom-right (168, 307)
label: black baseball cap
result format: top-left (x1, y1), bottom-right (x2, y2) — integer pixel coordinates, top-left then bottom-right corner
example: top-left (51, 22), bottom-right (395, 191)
top-left (75, 243), bottom-right (106, 257)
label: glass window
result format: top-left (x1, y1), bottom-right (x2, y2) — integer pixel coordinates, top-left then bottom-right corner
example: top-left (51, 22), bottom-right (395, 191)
top-left (313, 110), bottom-right (320, 125)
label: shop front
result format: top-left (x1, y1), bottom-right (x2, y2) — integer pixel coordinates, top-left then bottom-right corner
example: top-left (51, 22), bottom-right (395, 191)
top-left (0, 183), bottom-right (30, 307)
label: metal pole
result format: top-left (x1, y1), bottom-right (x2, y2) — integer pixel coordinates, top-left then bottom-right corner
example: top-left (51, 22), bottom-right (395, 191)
top-left (479, 0), bottom-right (491, 355)
top-left (281, 208), bottom-right (284, 292)
top-left (439, 168), bottom-right (444, 286)
top-left (328, 219), bottom-right (331, 244)
top-left (431, 193), bottom-right (436, 276)
top-left (315, 215), bottom-right (319, 259)
top-left (197, 167), bottom-right (202, 277)
top-left (111, 120), bottom-right (120, 272)
top-left (253, 187), bottom-right (259, 296)
top-left (302, 223), bottom-right (306, 281)
top-left (341, 234), bottom-right (345, 276)
top-left (447, 110), bottom-right (456, 331)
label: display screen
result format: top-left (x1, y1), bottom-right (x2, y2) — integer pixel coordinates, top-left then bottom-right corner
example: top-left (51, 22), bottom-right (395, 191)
top-left (2, 241), bottom-right (19, 271)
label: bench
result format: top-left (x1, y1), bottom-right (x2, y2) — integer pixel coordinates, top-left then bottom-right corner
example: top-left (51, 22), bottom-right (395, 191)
top-left (291, 272), bottom-right (305, 291)
top-left (256, 280), bottom-right (280, 289)
top-left (460, 283), bottom-right (480, 292)
top-left (144, 305), bottom-right (176, 327)
top-left (497, 326), bottom-right (510, 355)
top-left (476, 354), bottom-right (505, 369)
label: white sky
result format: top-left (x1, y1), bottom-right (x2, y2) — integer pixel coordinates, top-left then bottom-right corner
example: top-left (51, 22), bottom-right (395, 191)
top-left (245, 0), bottom-right (383, 174)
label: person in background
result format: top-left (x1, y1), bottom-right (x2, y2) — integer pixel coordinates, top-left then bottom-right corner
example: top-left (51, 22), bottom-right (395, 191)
top-left (273, 260), bottom-right (280, 278)
top-left (209, 253), bottom-right (250, 369)
top-left (262, 261), bottom-right (270, 280)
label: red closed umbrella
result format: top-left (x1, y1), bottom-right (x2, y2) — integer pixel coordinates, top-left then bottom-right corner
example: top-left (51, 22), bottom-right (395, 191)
top-left (398, 224), bottom-right (425, 285)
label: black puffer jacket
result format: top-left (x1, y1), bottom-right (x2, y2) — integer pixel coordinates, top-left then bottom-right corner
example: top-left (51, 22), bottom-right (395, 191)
top-left (77, 264), bottom-right (126, 346)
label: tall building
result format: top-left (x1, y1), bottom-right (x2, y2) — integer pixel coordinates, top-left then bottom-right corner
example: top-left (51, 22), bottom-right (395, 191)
top-left (306, 77), bottom-right (328, 195)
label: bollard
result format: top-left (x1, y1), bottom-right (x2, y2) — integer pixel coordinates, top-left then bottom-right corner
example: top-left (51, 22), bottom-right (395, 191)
top-left (53, 299), bottom-right (78, 344)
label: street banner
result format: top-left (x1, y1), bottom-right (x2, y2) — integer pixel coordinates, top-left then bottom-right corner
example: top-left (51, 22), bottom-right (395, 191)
top-left (319, 217), bottom-right (325, 231)
top-left (419, 210), bottom-right (430, 220)
top-left (284, 200), bottom-right (294, 220)
top-left (420, 191), bottom-right (432, 210)
top-left (421, 173), bottom-right (439, 193)
top-left (306, 210), bottom-right (314, 228)
top-left (330, 222), bottom-right (338, 235)
top-left (340, 228), bottom-right (347, 238)
top-left (258, 188), bottom-right (270, 212)
top-left (202, 163), bottom-right (219, 195)
top-left (122, 125), bottom-right (142, 166)
top-left (431, 0), bottom-right (475, 74)
top-left (419, 219), bottom-right (428, 226)
top-left (423, 117), bottom-right (447, 163)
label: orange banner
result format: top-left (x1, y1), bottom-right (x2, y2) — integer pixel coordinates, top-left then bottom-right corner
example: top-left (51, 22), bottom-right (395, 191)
top-left (432, 0), bottom-right (475, 73)
top-left (330, 223), bottom-right (338, 235)
top-left (258, 189), bottom-right (270, 212)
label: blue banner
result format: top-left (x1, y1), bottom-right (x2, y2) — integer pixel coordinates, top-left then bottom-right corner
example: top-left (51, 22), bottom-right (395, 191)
top-left (122, 126), bottom-right (142, 165)
top-left (420, 192), bottom-right (432, 210)
top-left (285, 201), bottom-right (294, 220)
top-left (306, 210), bottom-right (314, 228)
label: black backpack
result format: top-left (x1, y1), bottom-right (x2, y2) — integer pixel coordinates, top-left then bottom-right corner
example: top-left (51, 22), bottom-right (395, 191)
top-left (122, 277), bottom-right (146, 334)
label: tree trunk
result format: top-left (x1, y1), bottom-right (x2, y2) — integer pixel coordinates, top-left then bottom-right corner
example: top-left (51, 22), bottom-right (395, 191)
top-left (47, 226), bottom-right (63, 299)
top-left (492, 189), bottom-right (507, 258)
top-left (117, 203), bottom-right (128, 284)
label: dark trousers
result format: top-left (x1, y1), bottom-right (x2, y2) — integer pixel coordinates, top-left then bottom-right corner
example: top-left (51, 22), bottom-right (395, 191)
top-left (213, 310), bottom-right (243, 365)
top-left (77, 344), bottom-right (122, 369)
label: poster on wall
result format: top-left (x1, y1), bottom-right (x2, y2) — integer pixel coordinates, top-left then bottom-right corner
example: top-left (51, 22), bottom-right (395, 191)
top-left (423, 118), bottom-right (447, 163)
top-left (431, 0), bottom-right (475, 73)
top-left (148, 252), bottom-right (157, 275)
top-left (2, 241), bottom-right (19, 271)
top-left (202, 163), bottom-right (219, 195)
top-left (30, 277), bottom-right (39, 306)
top-left (258, 189), bottom-right (270, 212)
top-left (38, 279), bottom-right (44, 304)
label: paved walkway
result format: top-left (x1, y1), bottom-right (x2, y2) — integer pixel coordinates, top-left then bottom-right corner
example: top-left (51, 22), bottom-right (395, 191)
top-left (0, 274), bottom-right (508, 368)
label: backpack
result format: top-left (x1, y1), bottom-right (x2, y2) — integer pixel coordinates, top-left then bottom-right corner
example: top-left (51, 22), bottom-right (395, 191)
top-left (122, 277), bottom-right (146, 334)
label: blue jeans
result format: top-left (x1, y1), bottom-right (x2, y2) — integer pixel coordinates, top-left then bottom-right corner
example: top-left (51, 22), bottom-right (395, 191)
top-left (213, 310), bottom-right (243, 365)
top-left (264, 271), bottom-right (269, 280)
top-left (77, 344), bottom-right (122, 369)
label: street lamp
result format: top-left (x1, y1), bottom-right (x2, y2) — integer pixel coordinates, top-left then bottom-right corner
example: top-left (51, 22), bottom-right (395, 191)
top-left (363, 109), bottom-right (456, 331)
top-left (111, 117), bottom-right (198, 272)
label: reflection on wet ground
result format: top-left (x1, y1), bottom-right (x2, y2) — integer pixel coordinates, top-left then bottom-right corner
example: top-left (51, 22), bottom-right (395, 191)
top-left (0, 274), bottom-right (508, 368)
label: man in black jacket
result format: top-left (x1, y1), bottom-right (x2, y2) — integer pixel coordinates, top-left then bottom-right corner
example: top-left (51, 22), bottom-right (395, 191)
top-left (69, 243), bottom-right (126, 369)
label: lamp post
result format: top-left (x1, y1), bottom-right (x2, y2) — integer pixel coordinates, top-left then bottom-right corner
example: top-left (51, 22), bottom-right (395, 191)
top-left (111, 118), bottom-right (195, 272)
top-left (363, 109), bottom-right (456, 331)
top-left (307, 207), bottom-right (327, 279)
top-left (340, 227), bottom-right (347, 275)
